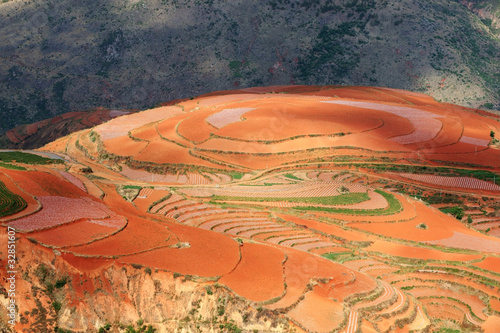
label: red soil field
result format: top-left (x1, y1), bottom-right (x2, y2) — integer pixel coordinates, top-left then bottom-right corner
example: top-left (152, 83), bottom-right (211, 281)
top-left (29, 217), bottom-right (125, 247)
top-left (205, 107), bottom-right (256, 129)
top-left (483, 316), bottom-right (500, 333)
top-left (218, 243), bottom-right (285, 302)
top-left (416, 116), bottom-right (463, 150)
top-left (287, 291), bottom-right (344, 333)
top-left (8, 196), bottom-right (112, 232)
top-left (65, 213), bottom-right (175, 257)
top-left (120, 222), bottom-right (240, 277)
top-left (410, 288), bottom-right (487, 321)
top-left (216, 101), bottom-right (385, 140)
top-left (268, 247), bottom-right (375, 309)
top-left (155, 116), bottom-right (194, 147)
top-left (490, 298), bottom-right (500, 313)
top-left (427, 231), bottom-right (500, 254)
top-left (95, 105), bottom-right (182, 141)
top-left (129, 122), bottom-right (160, 141)
top-left (277, 214), bottom-right (372, 242)
top-left (176, 109), bottom-right (222, 143)
top-left (347, 199), bottom-right (479, 242)
top-left (57, 170), bottom-right (87, 193)
top-left (103, 136), bottom-right (148, 157)
top-left (133, 139), bottom-right (220, 169)
top-left (133, 189), bottom-right (171, 212)
top-left (419, 301), bottom-right (464, 322)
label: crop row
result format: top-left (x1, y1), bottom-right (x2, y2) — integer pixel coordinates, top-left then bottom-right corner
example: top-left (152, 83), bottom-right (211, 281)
top-left (8, 196), bottom-right (111, 232)
top-left (57, 171), bottom-right (86, 193)
top-left (209, 192), bottom-right (370, 206)
top-left (397, 172), bottom-right (500, 191)
top-left (0, 180), bottom-right (27, 218)
top-left (293, 189), bottom-right (402, 216)
top-left (192, 181), bottom-right (366, 199)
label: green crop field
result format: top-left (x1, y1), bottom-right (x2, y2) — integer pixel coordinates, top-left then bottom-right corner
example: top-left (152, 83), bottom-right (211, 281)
top-left (294, 189), bottom-right (402, 215)
top-left (0, 180), bottom-right (27, 218)
top-left (0, 151), bottom-right (63, 165)
top-left (209, 192), bottom-right (370, 206)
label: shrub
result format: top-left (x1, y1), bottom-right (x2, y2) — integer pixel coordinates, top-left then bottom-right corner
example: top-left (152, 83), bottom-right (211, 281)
top-left (52, 301), bottom-right (62, 311)
top-left (55, 277), bottom-right (68, 289)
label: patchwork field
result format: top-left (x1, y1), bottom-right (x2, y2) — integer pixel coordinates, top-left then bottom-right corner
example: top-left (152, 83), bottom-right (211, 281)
top-left (2, 86), bottom-right (500, 332)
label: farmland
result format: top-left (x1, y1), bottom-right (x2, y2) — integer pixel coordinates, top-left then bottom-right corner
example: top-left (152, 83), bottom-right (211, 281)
top-left (1, 86), bottom-right (500, 332)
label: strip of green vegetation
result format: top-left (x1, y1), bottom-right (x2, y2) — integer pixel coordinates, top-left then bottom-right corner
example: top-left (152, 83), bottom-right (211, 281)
top-left (123, 185), bottom-right (142, 190)
top-left (0, 180), bottom-right (27, 218)
top-left (0, 151), bottom-right (63, 165)
top-left (439, 206), bottom-right (464, 220)
top-left (293, 189), bottom-right (401, 215)
top-left (322, 252), bottom-right (356, 263)
top-left (414, 193), bottom-right (464, 205)
top-left (284, 173), bottom-right (302, 180)
top-left (229, 172), bottom-right (243, 180)
top-left (209, 192), bottom-right (370, 206)
top-left (0, 162), bottom-right (26, 170)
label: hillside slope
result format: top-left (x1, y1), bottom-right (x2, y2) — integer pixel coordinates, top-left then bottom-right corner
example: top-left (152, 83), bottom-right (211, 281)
top-left (1, 86), bottom-right (500, 332)
top-left (1, 0), bottom-right (500, 134)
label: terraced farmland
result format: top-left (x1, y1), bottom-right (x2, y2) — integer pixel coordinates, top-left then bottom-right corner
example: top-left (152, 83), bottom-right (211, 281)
top-left (0, 180), bottom-right (27, 218)
top-left (2, 86), bottom-right (500, 333)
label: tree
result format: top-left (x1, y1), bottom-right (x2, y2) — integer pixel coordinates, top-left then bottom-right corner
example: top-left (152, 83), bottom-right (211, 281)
top-left (491, 130), bottom-right (495, 138)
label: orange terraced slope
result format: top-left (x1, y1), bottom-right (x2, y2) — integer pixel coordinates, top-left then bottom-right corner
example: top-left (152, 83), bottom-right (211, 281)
top-left (2, 85), bottom-right (500, 332)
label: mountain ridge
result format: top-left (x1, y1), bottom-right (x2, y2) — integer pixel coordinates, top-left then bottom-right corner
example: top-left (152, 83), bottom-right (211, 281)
top-left (1, 0), bottom-right (500, 135)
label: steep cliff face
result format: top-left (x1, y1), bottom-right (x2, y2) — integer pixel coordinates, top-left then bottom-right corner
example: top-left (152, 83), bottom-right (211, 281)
top-left (0, 237), bottom-right (294, 333)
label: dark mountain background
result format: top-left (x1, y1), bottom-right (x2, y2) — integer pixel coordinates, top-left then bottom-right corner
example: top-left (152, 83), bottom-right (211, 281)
top-left (1, 0), bottom-right (499, 136)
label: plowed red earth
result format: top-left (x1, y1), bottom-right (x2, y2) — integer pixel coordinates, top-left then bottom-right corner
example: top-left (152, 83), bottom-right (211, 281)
top-left (119, 222), bottom-right (240, 277)
top-left (103, 136), bottom-right (148, 157)
top-left (348, 199), bottom-right (476, 242)
top-left (218, 243), bottom-right (285, 302)
top-left (29, 219), bottom-right (124, 247)
top-left (287, 290), bottom-right (344, 333)
top-left (276, 214), bottom-right (372, 242)
top-left (64, 184), bottom-right (177, 256)
top-left (474, 257), bottom-right (500, 274)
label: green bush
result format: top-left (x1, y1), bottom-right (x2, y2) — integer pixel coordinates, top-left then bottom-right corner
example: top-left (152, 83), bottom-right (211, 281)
top-left (439, 206), bottom-right (464, 220)
top-left (52, 301), bottom-right (62, 311)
